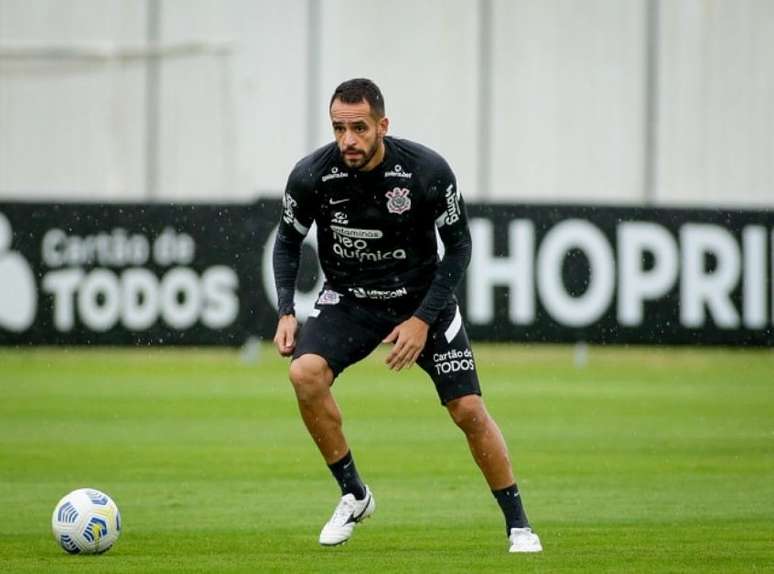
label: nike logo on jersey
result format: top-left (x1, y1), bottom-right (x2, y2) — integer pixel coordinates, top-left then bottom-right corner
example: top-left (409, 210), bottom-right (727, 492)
top-left (329, 198), bottom-right (350, 205)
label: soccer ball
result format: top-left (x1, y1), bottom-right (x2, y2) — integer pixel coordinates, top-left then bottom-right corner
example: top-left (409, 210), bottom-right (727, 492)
top-left (51, 488), bottom-right (121, 554)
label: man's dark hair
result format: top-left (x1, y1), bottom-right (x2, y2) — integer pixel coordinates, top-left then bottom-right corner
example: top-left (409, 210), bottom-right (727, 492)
top-left (329, 78), bottom-right (385, 118)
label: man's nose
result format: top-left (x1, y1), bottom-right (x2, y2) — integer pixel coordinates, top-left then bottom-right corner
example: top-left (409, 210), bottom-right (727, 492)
top-left (343, 130), bottom-right (357, 145)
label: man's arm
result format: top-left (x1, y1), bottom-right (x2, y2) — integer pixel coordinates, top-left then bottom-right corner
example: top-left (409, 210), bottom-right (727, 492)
top-left (414, 180), bottom-right (472, 325)
top-left (273, 230), bottom-right (303, 317)
top-left (272, 167), bottom-right (314, 357)
top-left (272, 230), bottom-right (303, 356)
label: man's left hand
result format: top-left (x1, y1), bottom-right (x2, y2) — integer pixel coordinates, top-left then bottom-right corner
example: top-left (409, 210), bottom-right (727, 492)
top-left (383, 316), bottom-right (429, 371)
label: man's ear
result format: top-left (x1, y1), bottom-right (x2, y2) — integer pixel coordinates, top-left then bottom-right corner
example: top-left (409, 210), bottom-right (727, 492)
top-left (379, 116), bottom-right (390, 137)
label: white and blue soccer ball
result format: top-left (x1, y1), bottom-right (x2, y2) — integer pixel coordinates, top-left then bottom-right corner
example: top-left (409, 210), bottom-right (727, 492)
top-left (51, 488), bottom-right (121, 554)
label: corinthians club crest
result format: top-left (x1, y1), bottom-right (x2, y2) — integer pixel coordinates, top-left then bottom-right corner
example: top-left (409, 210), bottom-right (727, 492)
top-left (385, 187), bottom-right (411, 214)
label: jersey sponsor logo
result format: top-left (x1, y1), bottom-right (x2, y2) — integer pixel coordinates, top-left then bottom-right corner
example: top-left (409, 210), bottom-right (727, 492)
top-left (350, 286), bottom-right (408, 300)
top-left (330, 226), bottom-right (383, 239)
top-left (437, 183), bottom-right (461, 227)
top-left (384, 164), bottom-right (413, 179)
top-left (329, 198), bottom-right (350, 205)
top-left (322, 166), bottom-right (349, 182)
top-left (432, 348), bottom-right (475, 375)
top-left (317, 289), bottom-right (341, 305)
top-left (386, 187), bottom-right (412, 214)
top-left (332, 244), bottom-right (407, 262)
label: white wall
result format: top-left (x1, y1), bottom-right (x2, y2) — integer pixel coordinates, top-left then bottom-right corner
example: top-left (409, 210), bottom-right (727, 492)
top-left (1, 0), bottom-right (773, 206)
top-left (156, 0), bottom-right (310, 201)
top-left (490, 0), bottom-right (646, 202)
top-left (657, 0), bottom-right (774, 206)
top-left (0, 0), bottom-right (147, 200)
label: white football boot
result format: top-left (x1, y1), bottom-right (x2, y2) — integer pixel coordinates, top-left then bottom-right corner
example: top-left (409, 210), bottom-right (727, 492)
top-left (508, 527), bottom-right (543, 553)
top-left (318, 486), bottom-right (375, 546)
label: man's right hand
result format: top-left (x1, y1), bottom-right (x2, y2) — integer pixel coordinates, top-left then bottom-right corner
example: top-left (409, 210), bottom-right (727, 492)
top-left (273, 314), bottom-right (298, 357)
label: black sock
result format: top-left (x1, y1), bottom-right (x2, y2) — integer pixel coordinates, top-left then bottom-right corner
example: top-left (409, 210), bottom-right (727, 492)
top-left (327, 451), bottom-right (367, 499)
top-left (492, 483), bottom-right (529, 534)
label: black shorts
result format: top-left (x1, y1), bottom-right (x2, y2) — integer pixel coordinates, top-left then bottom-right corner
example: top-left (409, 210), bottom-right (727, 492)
top-left (293, 289), bottom-right (481, 406)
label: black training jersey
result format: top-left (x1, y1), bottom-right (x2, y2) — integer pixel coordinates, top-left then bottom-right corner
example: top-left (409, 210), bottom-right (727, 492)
top-left (273, 136), bottom-right (471, 324)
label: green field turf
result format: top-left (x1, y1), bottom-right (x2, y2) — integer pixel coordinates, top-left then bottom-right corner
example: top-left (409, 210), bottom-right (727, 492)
top-left (0, 344), bottom-right (772, 573)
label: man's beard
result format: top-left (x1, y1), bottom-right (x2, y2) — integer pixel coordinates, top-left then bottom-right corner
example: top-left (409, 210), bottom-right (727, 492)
top-left (341, 139), bottom-right (378, 170)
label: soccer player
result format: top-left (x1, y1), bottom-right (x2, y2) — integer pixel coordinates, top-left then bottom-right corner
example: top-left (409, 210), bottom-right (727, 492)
top-left (272, 78), bottom-right (542, 553)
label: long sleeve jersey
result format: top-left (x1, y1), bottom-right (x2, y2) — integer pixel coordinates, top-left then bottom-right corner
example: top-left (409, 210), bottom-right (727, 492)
top-left (273, 136), bottom-right (472, 325)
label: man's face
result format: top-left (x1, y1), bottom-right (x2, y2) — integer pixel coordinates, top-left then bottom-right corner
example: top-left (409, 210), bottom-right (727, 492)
top-left (330, 98), bottom-right (388, 171)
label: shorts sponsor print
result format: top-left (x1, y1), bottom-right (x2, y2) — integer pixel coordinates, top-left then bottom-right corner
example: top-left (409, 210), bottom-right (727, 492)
top-left (432, 348), bottom-right (476, 375)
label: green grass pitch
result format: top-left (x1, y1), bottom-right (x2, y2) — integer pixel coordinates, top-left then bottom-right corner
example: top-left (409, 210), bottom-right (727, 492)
top-left (0, 344), bottom-right (772, 573)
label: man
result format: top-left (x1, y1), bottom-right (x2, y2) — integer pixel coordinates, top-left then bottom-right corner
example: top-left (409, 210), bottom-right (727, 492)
top-left (272, 78), bottom-right (542, 553)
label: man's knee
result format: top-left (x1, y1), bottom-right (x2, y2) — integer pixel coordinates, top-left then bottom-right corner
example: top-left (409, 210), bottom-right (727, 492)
top-left (446, 394), bottom-right (488, 433)
top-left (288, 354), bottom-right (333, 401)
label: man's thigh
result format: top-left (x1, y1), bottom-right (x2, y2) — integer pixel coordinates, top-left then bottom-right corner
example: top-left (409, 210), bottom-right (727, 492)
top-left (417, 300), bottom-right (482, 405)
top-left (293, 290), bottom-right (391, 378)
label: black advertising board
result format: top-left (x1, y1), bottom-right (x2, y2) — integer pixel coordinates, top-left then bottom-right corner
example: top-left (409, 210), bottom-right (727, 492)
top-left (0, 200), bottom-right (771, 346)
top-left (0, 202), bottom-right (277, 346)
top-left (461, 204), bottom-right (773, 345)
